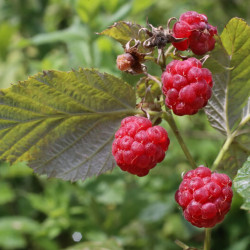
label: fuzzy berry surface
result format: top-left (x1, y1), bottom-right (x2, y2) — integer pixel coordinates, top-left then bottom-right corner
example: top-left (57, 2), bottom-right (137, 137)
top-left (112, 116), bottom-right (170, 177)
top-left (162, 57), bottom-right (213, 115)
top-left (175, 166), bottom-right (233, 228)
top-left (172, 11), bottom-right (217, 55)
top-left (116, 53), bottom-right (135, 71)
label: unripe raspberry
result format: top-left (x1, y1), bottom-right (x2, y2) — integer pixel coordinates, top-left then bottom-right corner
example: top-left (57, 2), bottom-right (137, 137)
top-left (175, 166), bottom-right (233, 228)
top-left (112, 116), bottom-right (170, 177)
top-left (161, 58), bottom-right (213, 115)
top-left (172, 11), bottom-right (217, 55)
top-left (116, 53), bottom-right (135, 71)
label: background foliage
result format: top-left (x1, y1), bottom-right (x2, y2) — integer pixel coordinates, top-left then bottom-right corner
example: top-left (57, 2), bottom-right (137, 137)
top-left (0, 0), bottom-right (249, 249)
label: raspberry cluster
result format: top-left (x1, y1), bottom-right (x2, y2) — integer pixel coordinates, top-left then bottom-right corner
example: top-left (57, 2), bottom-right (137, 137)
top-left (162, 57), bottom-right (213, 115)
top-left (175, 166), bottom-right (233, 228)
top-left (112, 116), bottom-right (170, 177)
top-left (172, 11), bottom-right (217, 55)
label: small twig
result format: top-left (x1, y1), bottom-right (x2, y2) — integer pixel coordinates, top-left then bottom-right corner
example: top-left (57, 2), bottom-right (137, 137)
top-left (200, 55), bottom-right (210, 65)
top-left (144, 56), bottom-right (158, 64)
top-left (140, 97), bottom-right (150, 119)
top-left (164, 44), bottom-right (174, 60)
top-left (143, 72), bottom-right (162, 89)
top-left (167, 17), bottom-right (178, 30)
top-left (175, 239), bottom-right (190, 249)
top-left (161, 48), bottom-right (166, 69)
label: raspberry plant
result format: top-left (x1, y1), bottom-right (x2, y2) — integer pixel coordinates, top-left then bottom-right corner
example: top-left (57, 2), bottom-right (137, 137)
top-left (0, 11), bottom-right (249, 249)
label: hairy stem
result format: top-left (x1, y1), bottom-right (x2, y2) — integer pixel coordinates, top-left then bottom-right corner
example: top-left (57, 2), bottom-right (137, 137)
top-left (204, 228), bottom-right (211, 250)
top-left (163, 111), bottom-right (197, 169)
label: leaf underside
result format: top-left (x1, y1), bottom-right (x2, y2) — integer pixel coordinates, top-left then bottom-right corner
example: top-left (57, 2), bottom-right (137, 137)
top-left (234, 156), bottom-right (250, 210)
top-left (0, 69), bottom-right (136, 181)
top-left (204, 18), bottom-right (250, 172)
top-left (204, 18), bottom-right (250, 135)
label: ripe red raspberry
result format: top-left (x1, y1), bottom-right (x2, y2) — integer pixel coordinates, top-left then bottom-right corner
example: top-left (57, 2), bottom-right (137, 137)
top-left (112, 116), bottom-right (170, 177)
top-left (175, 166), bottom-right (233, 228)
top-left (172, 11), bottom-right (217, 55)
top-left (161, 58), bottom-right (213, 115)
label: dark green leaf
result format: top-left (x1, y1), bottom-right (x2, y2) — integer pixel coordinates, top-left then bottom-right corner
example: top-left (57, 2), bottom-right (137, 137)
top-left (234, 156), bottom-right (250, 210)
top-left (0, 69), bottom-right (136, 181)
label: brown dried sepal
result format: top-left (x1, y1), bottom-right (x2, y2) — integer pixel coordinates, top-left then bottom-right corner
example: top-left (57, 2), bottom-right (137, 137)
top-left (116, 39), bottom-right (148, 74)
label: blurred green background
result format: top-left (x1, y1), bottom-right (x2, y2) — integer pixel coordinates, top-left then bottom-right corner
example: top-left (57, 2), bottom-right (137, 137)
top-left (0, 0), bottom-right (249, 249)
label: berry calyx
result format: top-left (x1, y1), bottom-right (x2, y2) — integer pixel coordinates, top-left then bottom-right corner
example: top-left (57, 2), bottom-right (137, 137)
top-left (175, 166), bottom-right (233, 228)
top-left (172, 11), bottom-right (217, 55)
top-left (162, 58), bottom-right (213, 115)
top-left (112, 116), bottom-right (170, 177)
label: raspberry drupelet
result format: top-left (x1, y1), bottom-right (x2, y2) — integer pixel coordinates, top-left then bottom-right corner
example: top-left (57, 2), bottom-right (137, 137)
top-left (112, 116), bottom-right (170, 177)
top-left (162, 57), bottom-right (213, 115)
top-left (175, 166), bottom-right (233, 228)
top-left (172, 11), bottom-right (217, 55)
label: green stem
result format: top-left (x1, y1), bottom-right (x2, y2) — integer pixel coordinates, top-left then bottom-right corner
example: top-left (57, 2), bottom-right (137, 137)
top-left (144, 56), bottom-right (158, 64)
top-left (211, 136), bottom-right (234, 171)
top-left (211, 115), bottom-right (249, 171)
top-left (175, 240), bottom-right (189, 249)
top-left (204, 228), bottom-right (211, 250)
top-left (144, 72), bottom-right (162, 88)
top-left (163, 111), bottom-right (197, 169)
top-left (164, 44), bottom-right (174, 59)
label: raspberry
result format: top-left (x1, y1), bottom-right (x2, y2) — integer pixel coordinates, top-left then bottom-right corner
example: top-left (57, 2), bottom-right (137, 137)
top-left (116, 53), bottom-right (135, 71)
top-left (161, 58), bottom-right (213, 115)
top-left (112, 116), bottom-right (170, 177)
top-left (175, 166), bottom-right (233, 228)
top-left (172, 11), bottom-right (217, 55)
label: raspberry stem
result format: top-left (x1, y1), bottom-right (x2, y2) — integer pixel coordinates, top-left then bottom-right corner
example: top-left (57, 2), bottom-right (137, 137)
top-left (204, 228), bottom-right (211, 250)
top-left (163, 111), bottom-right (197, 169)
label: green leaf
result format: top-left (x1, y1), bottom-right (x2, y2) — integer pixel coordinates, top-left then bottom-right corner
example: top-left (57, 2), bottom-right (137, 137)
top-left (98, 21), bottom-right (150, 52)
top-left (217, 99), bottom-right (250, 174)
top-left (0, 216), bottom-right (40, 234)
top-left (139, 202), bottom-right (174, 223)
top-left (0, 22), bottom-right (16, 59)
top-left (104, 3), bottom-right (133, 28)
top-left (234, 156), bottom-right (250, 210)
top-left (0, 69), bottom-right (136, 181)
top-left (76, 0), bottom-right (102, 23)
top-left (204, 18), bottom-right (250, 135)
top-left (65, 239), bottom-right (123, 250)
top-left (0, 181), bottom-right (15, 204)
top-left (26, 19), bottom-right (88, 46)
